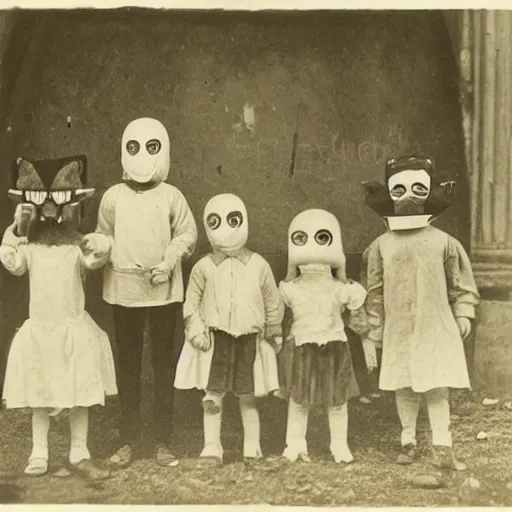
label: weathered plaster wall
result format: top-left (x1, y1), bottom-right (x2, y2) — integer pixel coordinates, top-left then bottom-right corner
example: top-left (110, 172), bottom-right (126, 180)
top-left (0, 9), bottom-right (468, 383)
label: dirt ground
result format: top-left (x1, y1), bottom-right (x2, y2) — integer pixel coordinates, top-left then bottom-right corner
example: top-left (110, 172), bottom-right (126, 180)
top-left (1, 386), bottom-right (512, 507)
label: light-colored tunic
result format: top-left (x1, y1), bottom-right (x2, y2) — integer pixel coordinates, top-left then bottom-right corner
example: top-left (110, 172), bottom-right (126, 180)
top-left (0, 236), bottom-right (117, 409)
top-left (96, 182), bottom-right (197, 307)
top-left (174, 248), bottom-right (284, 396)
top-left (362, 226), bottom-right (479, 393)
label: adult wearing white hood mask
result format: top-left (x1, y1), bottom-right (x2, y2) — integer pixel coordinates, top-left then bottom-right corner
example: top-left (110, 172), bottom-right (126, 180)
top-left (175, 193), bottom-right (283, 465)
top-left (96, 118), bottom-right (198, 468)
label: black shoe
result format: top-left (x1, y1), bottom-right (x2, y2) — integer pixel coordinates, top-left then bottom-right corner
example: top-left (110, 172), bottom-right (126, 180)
top-left (155, 444), bottom-right (179, 467)
top-left (108, 445), bottom-right (133, 469)
top-left (396, 444), bottom-right (417, 465)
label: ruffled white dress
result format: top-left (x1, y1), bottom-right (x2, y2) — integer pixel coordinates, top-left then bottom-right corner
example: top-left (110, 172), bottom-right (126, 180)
top-left (1, 240), bottom-right (117, 409)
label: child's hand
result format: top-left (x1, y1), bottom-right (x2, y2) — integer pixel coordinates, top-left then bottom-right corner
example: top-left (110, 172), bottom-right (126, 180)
top-left (190, 332), bottom-right (211, 352)
top-left (362, 339), bottom-right (378, 372)
top-left (456, 317), bottom-right (471, 339)
top-left (4, 222), bottom-right (28, 247)
top-left (270, 335), bottom-right (283, 354)
top-left (80, 234), bottom-right (96, 255)
top-left (150, 261), bottom-right (171, 285)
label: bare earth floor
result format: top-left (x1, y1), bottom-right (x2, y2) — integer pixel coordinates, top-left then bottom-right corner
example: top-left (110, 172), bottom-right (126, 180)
top-left (1, 389), bottom-right (511, 507)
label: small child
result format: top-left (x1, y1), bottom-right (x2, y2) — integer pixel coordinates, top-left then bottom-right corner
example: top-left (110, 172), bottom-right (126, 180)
top-left (277, 209), bottom-right (374, 464)
top-left (0, 155), bottom-right (117, 479)
top-left (174, 193), bottom-right (284, 465)
top-left (361, 155), bottom-right (479, 470)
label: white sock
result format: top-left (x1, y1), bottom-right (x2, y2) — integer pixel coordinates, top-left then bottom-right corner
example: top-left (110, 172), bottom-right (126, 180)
top-left (239, 395), bottom-right (262, 459)
top-left (283, 398), bottom-right (309, 460)
top-left (328, 404), bottom-right (353, 463)
top-left (201, 392), bottom-right (224, 459)
top-left (29, 408), bottom-right (50, 461)
top-left (396, 387), bottom-right (422, 447)
top-left (68, 407), bottom-right (91, 465)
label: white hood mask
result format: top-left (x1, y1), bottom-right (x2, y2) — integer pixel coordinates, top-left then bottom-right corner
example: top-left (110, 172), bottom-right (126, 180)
top-left (121, 117), bottom-right (171, 184)
top-left (285, 208), bottom-right (346, 282)
top-left (204, 194), bottom-right (248, 256)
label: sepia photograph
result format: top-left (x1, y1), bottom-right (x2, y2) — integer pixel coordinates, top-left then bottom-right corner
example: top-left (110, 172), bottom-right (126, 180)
top-left (0, 2), bottom-right (510, 507)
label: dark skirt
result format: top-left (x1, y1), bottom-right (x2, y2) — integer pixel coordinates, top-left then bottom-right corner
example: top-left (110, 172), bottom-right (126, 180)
top-left (278, 337), bottom-right (360, 408)
top-left (207, 329), bottom-right (257, 395)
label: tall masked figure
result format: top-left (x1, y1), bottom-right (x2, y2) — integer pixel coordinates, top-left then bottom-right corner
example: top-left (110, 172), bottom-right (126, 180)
top-left (0, 155), bottom-right (117, 480)
top-left (361, 155), bottom-right (479, 470)
top-left (175, 193), bottom-right (283, 465)
top-left (95, 118), bottom-right (198, 468)
top-left (277, 209), bottom-right (370, 464)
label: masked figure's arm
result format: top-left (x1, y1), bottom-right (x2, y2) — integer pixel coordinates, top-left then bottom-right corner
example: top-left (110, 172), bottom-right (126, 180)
top-left (160, 188), bottom-right (198, 276)
top-left (79, 233), bottom-right (112, 270)
top-left (0, 223), bottom-right (29, 276)
top-left (444, 236), bottom-right (479, 318)
top-left (261, 261), bottom-right (284, 340)
top-left (183, 260), bottom-right (209, 350)
top-left (363, 240), bottom-right (385, 347)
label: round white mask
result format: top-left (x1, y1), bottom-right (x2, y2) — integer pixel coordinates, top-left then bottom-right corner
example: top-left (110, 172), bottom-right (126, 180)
top-left (286, 209), bottom-right (346, 280)
top-left (203, 194), bottom-right (248, 256)
top-left (121, 118), bottom-right (171, 184)
top-left (387, 169), bottom-right (431, 215)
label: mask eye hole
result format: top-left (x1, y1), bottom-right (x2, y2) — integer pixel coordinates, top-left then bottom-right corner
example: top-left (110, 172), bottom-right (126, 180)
top-left (227, 210), bottom-right (243, 228)
top-left (126, 140), bottom-right (140, 156)
top-left (206, 213), bottom-right (221, 230)
top-left (314, 229), bottom-right (333, 246)
top-left (146, 139), bottom-right (161, 155)
top-left (390, 185), bottom-right (406, 199)
top-left (24, 190), bottom-right (48, 205)
top-left (412, 182), bottom-right (429, 197)
top-left (291, 230), bottom-right (308, 246)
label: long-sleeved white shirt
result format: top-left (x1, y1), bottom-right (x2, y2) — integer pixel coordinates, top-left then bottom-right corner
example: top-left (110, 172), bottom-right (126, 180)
top-left (183, 248), bottom-right (284, 340)
top-left (96, 182), bottom-right (197, 307)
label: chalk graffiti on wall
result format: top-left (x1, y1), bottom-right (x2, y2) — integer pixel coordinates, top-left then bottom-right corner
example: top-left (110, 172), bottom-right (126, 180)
top-left (230, 131), bottom-right (402, 174)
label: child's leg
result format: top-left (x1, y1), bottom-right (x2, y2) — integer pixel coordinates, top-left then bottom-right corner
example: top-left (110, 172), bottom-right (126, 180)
top-left (395, 387), bottom-right (421, 464)
top-left (200, 390), bottom-right (225, 461)
top-left (68, 407), bottom-right (111, 480)
top-left (283, 398), bottom-right (310, 462)
top-left (238, 394), bottom-right (262, 460)
top-left (25, 408), bottom-right (50, 475)
top-left (68, 407), bottom-right (91, 465)
top-left (425, 387), bottom-right (467, 471)
top-left (425, 387), bottom-right (451, 448)
top-left (328, 403), bottom-right (353, 463)
top-left (395, 387), bottom-right (421, 447)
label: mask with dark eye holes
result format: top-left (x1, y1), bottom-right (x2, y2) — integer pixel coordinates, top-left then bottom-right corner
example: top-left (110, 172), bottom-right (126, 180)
top-left (362, 155), bottom-right (455, 231)
top-left (121, 117), bottom-right (170, 184)
top-left (388, 169), bottom-right (431, 216)
top-left (203, 193), bottom-right (248, 256)
top-left (286, 208), bottom-right (347, 282)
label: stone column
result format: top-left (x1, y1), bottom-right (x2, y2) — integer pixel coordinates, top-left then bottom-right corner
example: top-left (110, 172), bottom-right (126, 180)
top-left (447, 10), bottom-right (512, 396)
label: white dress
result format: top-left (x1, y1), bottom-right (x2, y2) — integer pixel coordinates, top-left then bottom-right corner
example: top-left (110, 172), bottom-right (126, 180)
top-left (1, 240), bottom-right (118, 409)
top-left (363, 226), bottom-right (479, 393)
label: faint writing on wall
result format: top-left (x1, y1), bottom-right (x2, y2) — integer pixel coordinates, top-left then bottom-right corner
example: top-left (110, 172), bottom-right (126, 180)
top-left (231, 131), bottom-right (401, 173)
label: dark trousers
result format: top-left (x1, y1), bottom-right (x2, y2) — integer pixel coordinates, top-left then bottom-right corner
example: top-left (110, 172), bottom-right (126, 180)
top-left (113, 303), bottom-right (178, 448)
